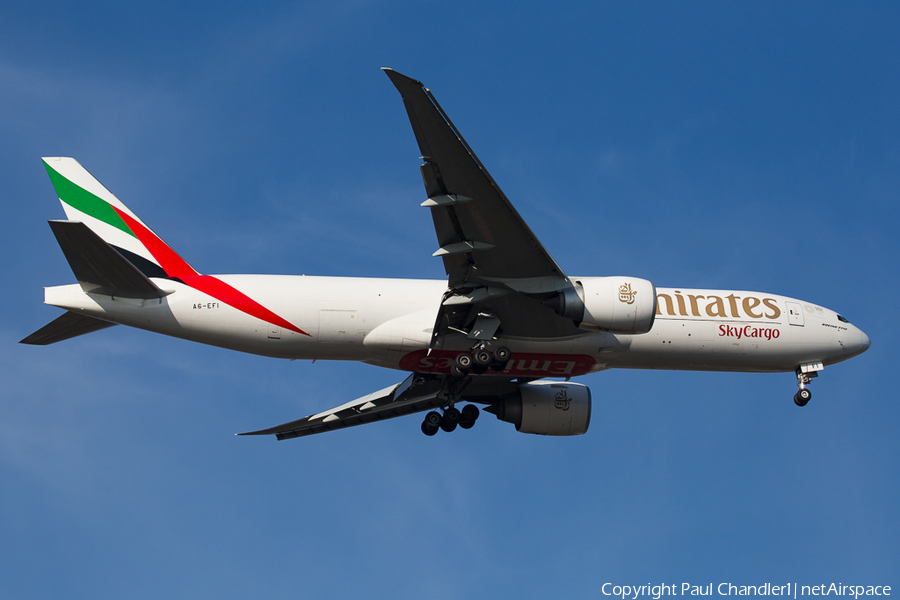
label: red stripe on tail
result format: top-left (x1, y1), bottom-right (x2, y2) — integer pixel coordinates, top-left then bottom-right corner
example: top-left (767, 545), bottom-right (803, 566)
top-left (113, 207), bottom-right (309, 337)
top-left (183, 275), bottom-right (310, 336)
top-left (113, 207), bottom-right (198, 278)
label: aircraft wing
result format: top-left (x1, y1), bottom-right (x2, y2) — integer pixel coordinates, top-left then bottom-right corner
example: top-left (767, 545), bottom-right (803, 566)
top-left (384, 69), bottom-right (581, 340)
top-left (238, 374), bottom-right (445, 439)
top-left (238, 373), bottom-right (519, 440)
top-left (245, 71), bottom-right (589, 441)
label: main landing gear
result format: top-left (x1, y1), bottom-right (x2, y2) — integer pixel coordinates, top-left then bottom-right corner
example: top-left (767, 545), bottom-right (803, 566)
top-left (793, 363), bottom-right (822, 407)
top-left (421, 345), bottom-right (509, 435)
top-left (450, 345), bottom-right (511, 378)
top-left (421, 404), bottom-right (480, 436)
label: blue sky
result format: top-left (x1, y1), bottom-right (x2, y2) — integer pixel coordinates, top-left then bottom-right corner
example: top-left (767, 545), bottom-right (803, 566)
top-left (2, 2), bottom-right (898, 598)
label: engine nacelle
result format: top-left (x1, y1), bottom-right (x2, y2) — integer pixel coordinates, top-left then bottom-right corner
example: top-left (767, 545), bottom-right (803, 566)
top-left (580, 276), bottom-right (656, 333)
top-left (488, 381), bottom-right (591, 436)
top-left (549, 276), bottom-right (656, 334)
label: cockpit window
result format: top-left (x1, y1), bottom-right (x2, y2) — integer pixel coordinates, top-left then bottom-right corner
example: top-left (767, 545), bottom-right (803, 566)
top-left (837, 314), bottom-right (850, 324)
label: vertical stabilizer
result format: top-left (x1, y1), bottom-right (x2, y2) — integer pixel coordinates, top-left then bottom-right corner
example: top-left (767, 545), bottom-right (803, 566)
top-left (42, 157), bottom-right (197, 279)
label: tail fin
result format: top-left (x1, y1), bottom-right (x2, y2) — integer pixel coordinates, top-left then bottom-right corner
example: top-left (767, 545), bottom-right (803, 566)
top-left (42, 157), bottom-right (198, 280)
top-left (36, 158), bottom-right (312, 339)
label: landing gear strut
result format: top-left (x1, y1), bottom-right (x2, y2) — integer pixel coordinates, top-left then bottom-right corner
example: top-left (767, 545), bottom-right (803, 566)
top-left (422, 343), bottom-right (508, 434)
top-left (794, 363), bottom-right (822, 407)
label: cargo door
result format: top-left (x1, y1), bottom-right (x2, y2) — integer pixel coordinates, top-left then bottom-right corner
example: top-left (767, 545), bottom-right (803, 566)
top-left (319, 309), bottom-right (358, 343)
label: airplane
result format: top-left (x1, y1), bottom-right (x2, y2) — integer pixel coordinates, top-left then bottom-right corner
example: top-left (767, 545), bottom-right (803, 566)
top-left (21, 68), bottom-right (871, 440)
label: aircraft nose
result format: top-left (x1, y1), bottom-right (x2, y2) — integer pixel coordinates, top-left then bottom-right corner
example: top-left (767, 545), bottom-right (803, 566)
top-left (857, 327), bottom-right (871, 353)
top-left (847, 326), bottom-right (871, 357)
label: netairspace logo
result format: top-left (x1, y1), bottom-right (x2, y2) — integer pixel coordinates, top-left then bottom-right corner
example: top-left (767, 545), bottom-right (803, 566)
top-left (601, 584), bottom-right (892, 600)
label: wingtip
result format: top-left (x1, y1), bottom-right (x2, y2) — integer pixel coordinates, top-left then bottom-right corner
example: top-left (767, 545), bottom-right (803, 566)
top-left (382, 68), bottom-right (424, 89)
top-left (236, 426), bottom-right (280, 436)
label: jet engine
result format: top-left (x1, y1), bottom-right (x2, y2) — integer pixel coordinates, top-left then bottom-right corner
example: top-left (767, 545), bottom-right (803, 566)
top-left (487, 381), bottom-right (591, 436)
top-left (548, 276), bottom-right (656, 334)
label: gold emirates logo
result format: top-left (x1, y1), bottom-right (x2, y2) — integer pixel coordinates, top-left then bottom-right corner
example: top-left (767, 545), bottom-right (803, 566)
top-left (656, 290), bottom-right (782, 320)
top-left (554, 389), bottom-right (571, 411)
top-left (618, 283), bottom-right (637, 304)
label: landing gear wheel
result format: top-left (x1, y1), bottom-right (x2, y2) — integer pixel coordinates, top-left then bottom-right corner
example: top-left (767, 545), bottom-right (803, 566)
top-left (459, 404), bottom-right (480, 429)
top-left (421, 411), bottom-right (441, 436)
top-left (450, 364), bottom-right (467, 378)
top-left (794, 366), bottom-right (818, 407)
top-left (794, 388), bottom-right (812, 407)
top-left (493, 347), bottom-right (511, 364)
top-left (440, 407), bottom-right (461, 432)
top-left (490, 346), bottom-right (512, 371)
top-left (455, 352), bottom-right (473, 371)
top-left (473, 349), bottom-right (493, 368)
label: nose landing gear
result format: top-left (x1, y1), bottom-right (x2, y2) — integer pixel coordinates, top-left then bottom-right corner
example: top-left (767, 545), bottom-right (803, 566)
top-left (793, 362), bottom-right (823, 407)
top-left (794, 387), bottom-right (812, 407)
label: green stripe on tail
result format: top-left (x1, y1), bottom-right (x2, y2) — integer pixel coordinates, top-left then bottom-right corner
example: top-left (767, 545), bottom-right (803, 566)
top-left (43, 160), bottom-right (135, 238)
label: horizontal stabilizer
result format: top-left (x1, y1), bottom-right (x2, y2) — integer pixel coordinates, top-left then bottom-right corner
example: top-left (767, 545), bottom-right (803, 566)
top-left (20, 310), bottom-right (117, 345)
top-left (49, 220), bottom-right (170, 298)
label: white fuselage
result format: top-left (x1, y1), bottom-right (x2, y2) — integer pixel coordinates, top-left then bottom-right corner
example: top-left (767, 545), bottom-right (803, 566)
top-left (43, 275), bottom-right (871, 378)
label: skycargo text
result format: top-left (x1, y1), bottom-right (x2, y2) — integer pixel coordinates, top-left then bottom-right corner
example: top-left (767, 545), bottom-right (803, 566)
top-left (600, 584), bottom-right (891, 600)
